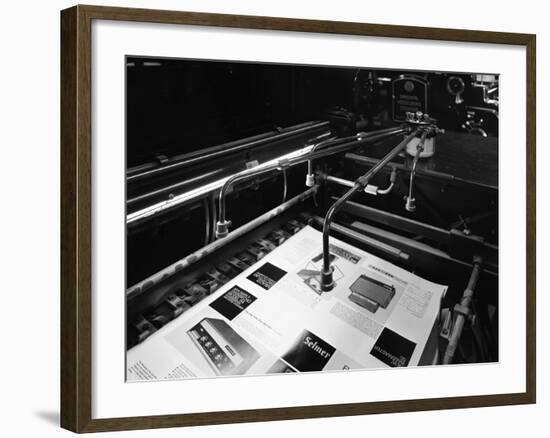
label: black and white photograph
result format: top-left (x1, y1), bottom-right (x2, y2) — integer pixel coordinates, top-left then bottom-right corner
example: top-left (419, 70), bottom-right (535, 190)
top-left (125, 57), bottom-right (500, 380)
top-left (1, 0), bottom-right (544, 435)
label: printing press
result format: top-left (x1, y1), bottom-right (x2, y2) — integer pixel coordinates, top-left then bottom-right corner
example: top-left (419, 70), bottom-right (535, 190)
top-left (126, 58), bottom-right (499, 367)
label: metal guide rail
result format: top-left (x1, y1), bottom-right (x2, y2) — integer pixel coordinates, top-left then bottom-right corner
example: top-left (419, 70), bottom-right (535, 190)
top-left (128, 214), bottom-right (311, 348)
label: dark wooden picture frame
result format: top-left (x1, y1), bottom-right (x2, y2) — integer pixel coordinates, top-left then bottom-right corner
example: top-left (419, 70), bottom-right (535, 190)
top-left (60, 4), bottom-right (536, 433)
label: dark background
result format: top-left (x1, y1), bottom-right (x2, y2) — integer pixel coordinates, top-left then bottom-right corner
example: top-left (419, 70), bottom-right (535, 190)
top-left (126, 57), bottom-right (496, 168)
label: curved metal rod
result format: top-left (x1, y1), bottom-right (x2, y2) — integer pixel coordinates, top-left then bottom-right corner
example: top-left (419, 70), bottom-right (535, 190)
top-left (307, 136), bottom-right (344, 175)
top-left (320, 128), bottom-right (421, 291)
top-left (325, 166), bottom-right (397, 196)
top-left (376, 167), bottom-right (397, 195)
top-left (215, 126), bottom-right (407, 238)
top-left (216, 165), bottom-right (282, 237)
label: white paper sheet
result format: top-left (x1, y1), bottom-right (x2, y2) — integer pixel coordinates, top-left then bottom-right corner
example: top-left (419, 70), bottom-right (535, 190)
top-left (127, 226), bottom-right (447, 381)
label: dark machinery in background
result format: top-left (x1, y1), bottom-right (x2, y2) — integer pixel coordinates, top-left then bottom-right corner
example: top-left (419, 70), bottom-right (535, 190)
top-left (126, 57), bottom-right (499, 366)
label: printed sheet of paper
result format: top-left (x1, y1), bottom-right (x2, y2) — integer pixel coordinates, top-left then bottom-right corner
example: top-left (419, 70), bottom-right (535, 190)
top-left (127, 226), bottom-right (447, 381)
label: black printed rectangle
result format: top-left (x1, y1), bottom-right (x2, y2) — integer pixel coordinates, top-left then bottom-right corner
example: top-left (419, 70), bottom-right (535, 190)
top-left (282, 330), bottom-right (336, 372)
top-left (247, 262), bottom-right (287, 290)
top-left (370, 327), bottom-right (416, 367)
top-left (209, 286), bottom-right (256, 320)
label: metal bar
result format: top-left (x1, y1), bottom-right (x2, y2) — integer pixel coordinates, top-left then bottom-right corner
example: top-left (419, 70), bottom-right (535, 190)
top-left (338, 199), bottom-right (450, 243)
top-left (376, 167), bottom-right (397, 195)
top-left (303, 128), bottom-right (406, 162)
top-left (347, 221), bottom-right (497, 281)
top-left (127, 147), bottom-right (311, 226)
top-left (203, 197), bottom-right (210, 246)
top-left (349, 220), bottom-right (449, 259)
top-left (326, 171), bottom-right (396, 195)
top-left (218, 165), bottom-right (280, 227)
top-left (282, 168), bottom-right (288, 203)
top-left (321, 129), bottom-right (420, 281)
top-left (127, 121), bottom-right (330, 182)
top-left (128, 127), bottom-right (406, 227)
top-left (339, 199), bottom-right (498, 270)
top-left (209, 193), bottom-right (217, 244)
top-left (347, 152), bottom-right (454, 180)
top-left (443, 258), bottom-right (483, 364)
top-left (311, 216), bottom-right (410, 262)
top-left (326, 175), bottom-right (354, 188)
top-left (346, 152), bottom-right (498, 191)
top-left (127, 186), bottom-right (318, 299)
top-left (217, 127), bottom-right (407, 228)
top-left (307, 126), bottom-right (404, 175)
top-left (405, 129), bottom-right (429, 212)
top-left (125, 130), bottom-right (278, 177)
top-left (127, 169), bottom-right (224, 206)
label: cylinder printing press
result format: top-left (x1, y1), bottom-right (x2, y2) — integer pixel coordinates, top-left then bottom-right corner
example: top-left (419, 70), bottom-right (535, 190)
top-left (125, 58), bottom-right (499, 368)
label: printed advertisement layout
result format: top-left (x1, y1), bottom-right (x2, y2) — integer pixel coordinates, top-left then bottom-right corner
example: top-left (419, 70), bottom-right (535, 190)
top-left (127, 226), bottom-right (447, 381)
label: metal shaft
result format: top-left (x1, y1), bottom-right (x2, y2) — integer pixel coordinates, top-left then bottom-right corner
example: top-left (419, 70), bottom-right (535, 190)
top-left (217, 127), bottom-right (406, 229)
top-left (321, 128), bottom-right (421, 286)
top-left (405, 129), bottom-right (428, 212)
top-left (127, 121), bottom-right (329, 182)
top-left (127, 186), bottom-right (318, 299)
top-left (307, 127), bottom-right (405, 175)
top-left (442, 257), bottom-right (483, 364)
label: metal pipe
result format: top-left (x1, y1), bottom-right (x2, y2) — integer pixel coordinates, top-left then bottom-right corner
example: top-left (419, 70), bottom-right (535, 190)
top-left (325, 175), bottom-right (354, 188)
top-left (405, 129), bottom-right (428, 212)
top-left (311, 216), bottom-right (410, 262)
top-left (306, 127), bottom-right (405, 186)
top-left (127, 121), bottom-right (330, 182)
top-left (320, 128), bottom-right (420, 291)
top-left (377, 185), bottom-right (394, 195)
top-left (203, 197), bottom-right (211, 246)
top-left (216, 127), bottom-right (407, 238)
top-left (127, 186), bottom-right (319, 299)
top-left (126, 131), bottom-right (278, 177)
top-left (307, 136), bottom-right (341, 177)
top-left (282, 168), bottom-right (288, 203)
top-left (209, 193), bottom-right (217, 245)
top-left (376, 166), bottom-right (397, 195)
top-left (128, 128), bottom-right (407, 226)
top-left (442, 256), bottom-right (483, 364)
top-left (215, 164), bottom-right (283, 238)
top-left (325, 166), bottom-right (397, 195)
top-left (339, 198), bottom-right (450, 243)
top-left (128, 146), bottom-right (315, 226)
top-left (128, 170), bottom-right (223, 207)
top-left (128, 130), bottom-right (332, 208)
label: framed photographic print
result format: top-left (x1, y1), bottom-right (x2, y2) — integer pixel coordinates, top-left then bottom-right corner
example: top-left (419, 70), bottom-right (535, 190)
top-left (60, 4), bottom-right (536, 433)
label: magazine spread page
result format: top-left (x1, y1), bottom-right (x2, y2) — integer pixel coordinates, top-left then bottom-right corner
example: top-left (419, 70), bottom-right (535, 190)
top-left (127, 226), bottom-right (447, 381)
